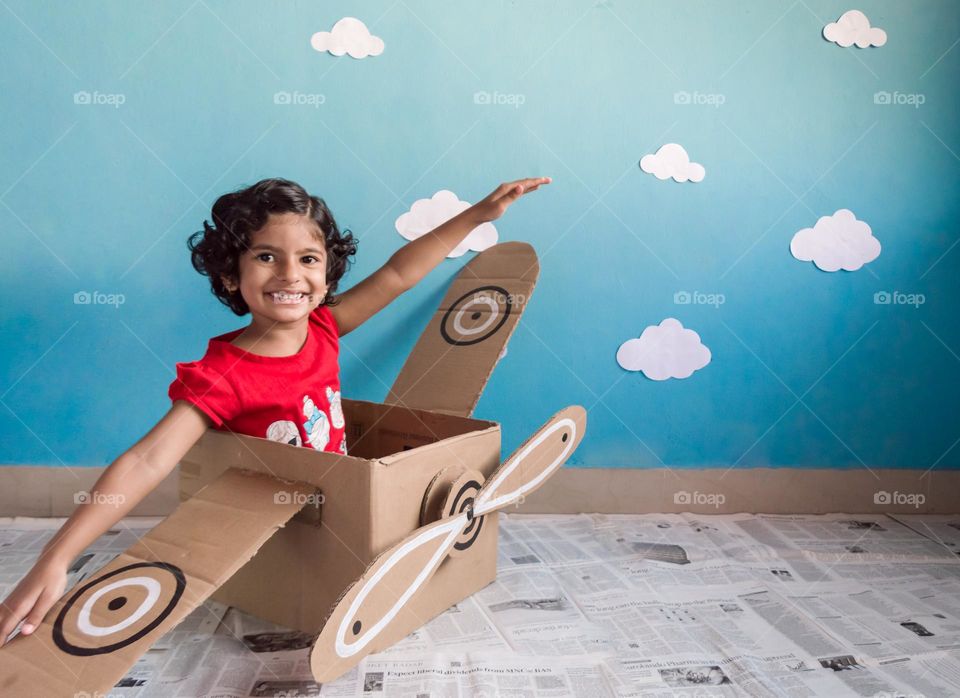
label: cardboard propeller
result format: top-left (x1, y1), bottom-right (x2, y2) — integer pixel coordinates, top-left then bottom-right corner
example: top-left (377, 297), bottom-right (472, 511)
top-left (309, 404), bottom-right (587, 681)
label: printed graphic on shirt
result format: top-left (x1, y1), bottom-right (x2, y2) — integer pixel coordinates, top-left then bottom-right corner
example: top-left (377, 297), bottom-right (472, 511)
top-left (302, 395), bottom-right (330, 451)
top-left (339, 434), bottom-right (348, 455)
top-left (265, 420), bottom-right (302, 447)
top-left (326, 385), bottom-right (345, 429)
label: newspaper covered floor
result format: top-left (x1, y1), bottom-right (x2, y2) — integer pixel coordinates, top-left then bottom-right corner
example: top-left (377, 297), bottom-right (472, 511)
top-left (2, 512), bottom-right (960, 697)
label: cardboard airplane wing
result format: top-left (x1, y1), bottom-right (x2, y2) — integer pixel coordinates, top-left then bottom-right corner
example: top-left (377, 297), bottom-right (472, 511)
top-left (386, 241), bottom-right (539, 417)
top-left (310, 405), bottom-right (587, 681)
top-left (0, 469), bottom-right (311, 696)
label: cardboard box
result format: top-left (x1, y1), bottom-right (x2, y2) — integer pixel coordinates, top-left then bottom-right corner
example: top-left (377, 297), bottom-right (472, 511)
top-left (178, 398), bottom-right (503, 632)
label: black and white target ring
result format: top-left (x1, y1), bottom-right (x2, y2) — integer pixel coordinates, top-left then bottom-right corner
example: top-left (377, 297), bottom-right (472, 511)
top-left (440, 285), bottom-right (513, 346)
top-left (53, 561), bottom-right (186, 656)
top-left (444, 474), bottom-right (485, 555)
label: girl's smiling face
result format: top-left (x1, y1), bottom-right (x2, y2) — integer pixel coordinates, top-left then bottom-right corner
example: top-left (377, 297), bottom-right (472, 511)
top-left (223, 212), bottom-right (329, 324)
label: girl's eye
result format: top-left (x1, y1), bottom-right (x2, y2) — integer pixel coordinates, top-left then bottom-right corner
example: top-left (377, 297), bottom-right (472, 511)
top-left (302, 256), bottom-right (322, 264)
top-left (256, 253), bottom-right (273, 262)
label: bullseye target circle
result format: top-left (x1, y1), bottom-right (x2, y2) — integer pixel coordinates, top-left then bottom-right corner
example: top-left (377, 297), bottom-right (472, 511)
top-left (53, 562), bottom-right (186, 656)
top-left (442, 470), bottom-right (486, 556)
top-left (440, 286), bottom-right (513, 346)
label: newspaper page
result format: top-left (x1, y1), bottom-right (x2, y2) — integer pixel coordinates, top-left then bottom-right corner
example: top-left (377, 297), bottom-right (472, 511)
top-left (732, 514), bottom-right (956, 562)
top-left (5, 513), bottom-right (960, 696)
top-left (322, 655), bottom-right (617, 698)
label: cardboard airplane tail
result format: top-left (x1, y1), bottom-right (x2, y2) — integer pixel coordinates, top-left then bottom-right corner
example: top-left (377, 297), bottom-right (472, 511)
top-left (385, 241), bottom-right (539, 417)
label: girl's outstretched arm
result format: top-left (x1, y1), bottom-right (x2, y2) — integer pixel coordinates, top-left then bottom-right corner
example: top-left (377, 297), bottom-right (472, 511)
top-left (0, 401), bottom-right (211, 647)
top-left (331, 177), bottom-right (550, 336)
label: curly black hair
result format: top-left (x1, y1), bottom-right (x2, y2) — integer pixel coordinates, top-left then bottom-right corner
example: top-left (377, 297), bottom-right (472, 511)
top-left (188, 178), bottom-right (357, 315)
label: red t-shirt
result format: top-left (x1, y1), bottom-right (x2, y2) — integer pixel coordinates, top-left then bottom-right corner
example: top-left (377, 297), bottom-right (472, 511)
top-left (168, 305), bottom-right (347, 454)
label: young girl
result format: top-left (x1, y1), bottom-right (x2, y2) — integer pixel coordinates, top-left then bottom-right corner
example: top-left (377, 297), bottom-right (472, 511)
top-left (0, 175), bottom-right (550, 647)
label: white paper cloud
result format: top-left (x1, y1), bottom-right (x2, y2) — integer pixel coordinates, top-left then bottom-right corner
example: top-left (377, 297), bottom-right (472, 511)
top-left (617, 318), bottom-right (711, 381)
top-left (790, 209), bottom-right (881, 272)
top-left (311, 17), bottom-right (384, 59)
top-left (395, 190), bottom-right (498, 258)
top-left (640, 143), bottom-right (705, 183)
top-left (823, 10), bottom-right (887, 48)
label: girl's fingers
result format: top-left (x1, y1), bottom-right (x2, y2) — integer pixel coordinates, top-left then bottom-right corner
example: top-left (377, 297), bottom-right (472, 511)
top-left (523, 177), bottom-right (551, 187)
top-left (0, 584), bottom-right (46, 646)
top-left (23, 589), bottom-right (57, 633)
top-left (487, 177), bottom-right (550, 207)
top-left (511, 177), bottom-right (550, 189)
top-left (0, 609), bottom-right (23, 647)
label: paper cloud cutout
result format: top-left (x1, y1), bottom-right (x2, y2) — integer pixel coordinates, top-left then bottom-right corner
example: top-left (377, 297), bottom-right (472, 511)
top-left (790, 209), bottom-right (881, 272)
top-left (640, 143), bottom-right (705, 183)
top-left (395, 191), bottom-right (498, 258)
top-left (823, 10), bottom-right (887, 48)
top-left (311, 17), bottom-right (384, 59)
top-left (617, 318), bottom-right (711, 381)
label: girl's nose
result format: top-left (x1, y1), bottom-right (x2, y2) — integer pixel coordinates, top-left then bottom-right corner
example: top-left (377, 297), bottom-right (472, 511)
top-left (276, 258), bottom-right (300, 281)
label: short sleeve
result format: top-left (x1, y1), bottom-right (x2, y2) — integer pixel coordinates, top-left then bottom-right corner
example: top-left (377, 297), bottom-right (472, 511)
top-left (168, 362), bottom-right (238, 427)
top-left (310, 304), bottom-right (341, 340)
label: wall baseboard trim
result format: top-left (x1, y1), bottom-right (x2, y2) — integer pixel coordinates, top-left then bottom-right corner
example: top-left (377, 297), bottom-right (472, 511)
top-left (517, 467), bottom-right (958, 514)
top-left (0, 465), bottom-right (180, 518)
top-left (0, 465), bottom-right (956, 517)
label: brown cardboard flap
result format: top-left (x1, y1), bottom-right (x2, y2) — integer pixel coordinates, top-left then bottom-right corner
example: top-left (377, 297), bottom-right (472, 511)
top-left (0, 469), bottom-right (309, 697)
top-left (386, 241), bottom-right (539, 417)
top-left (343, 398), bottom-right (497, 461)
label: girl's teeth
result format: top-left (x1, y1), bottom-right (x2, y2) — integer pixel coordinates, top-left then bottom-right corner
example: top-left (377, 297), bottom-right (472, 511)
top-left (270, 292), bottom-right (305, 304)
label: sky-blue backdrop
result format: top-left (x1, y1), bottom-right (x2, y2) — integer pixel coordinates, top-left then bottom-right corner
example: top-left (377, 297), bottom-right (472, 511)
top-left (1, 1), bottom-right (958, 471)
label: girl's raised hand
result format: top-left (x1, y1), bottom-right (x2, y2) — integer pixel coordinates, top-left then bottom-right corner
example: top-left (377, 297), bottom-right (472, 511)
top-left (469, 177), bottom-right (552, 224)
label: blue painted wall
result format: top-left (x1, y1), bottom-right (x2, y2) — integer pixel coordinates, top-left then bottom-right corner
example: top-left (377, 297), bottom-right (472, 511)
top-left (1, 1), bottom-right (957, 470)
